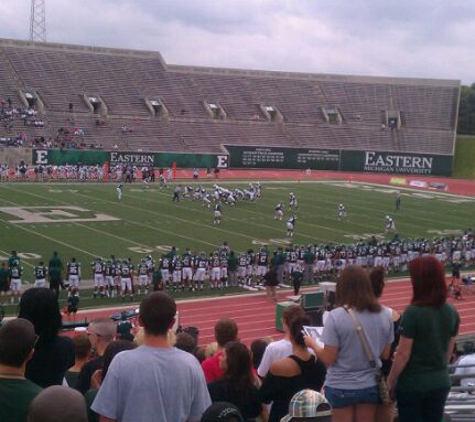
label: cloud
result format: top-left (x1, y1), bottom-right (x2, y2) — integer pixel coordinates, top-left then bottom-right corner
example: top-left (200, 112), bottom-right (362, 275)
top-left (0, 0), bottom-right (473, 84)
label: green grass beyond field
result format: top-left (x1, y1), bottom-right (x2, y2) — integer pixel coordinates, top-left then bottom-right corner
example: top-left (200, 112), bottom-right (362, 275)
top-left (453, 135), bottom-right (475, 179)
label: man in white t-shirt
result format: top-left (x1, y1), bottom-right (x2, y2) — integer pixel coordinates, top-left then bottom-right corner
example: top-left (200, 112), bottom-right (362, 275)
top-left (258, 304), bottom-right (306, 378)
top-left (454, 343), bottom-right (475, 388)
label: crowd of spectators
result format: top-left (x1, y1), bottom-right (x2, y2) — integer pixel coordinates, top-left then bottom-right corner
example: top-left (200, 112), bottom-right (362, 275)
top-left (0, 255), bottom-right (473, 422)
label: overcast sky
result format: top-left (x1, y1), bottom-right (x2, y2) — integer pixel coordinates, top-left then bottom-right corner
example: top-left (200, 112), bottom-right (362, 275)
top-left (0, 0), bottom-right (473, 84)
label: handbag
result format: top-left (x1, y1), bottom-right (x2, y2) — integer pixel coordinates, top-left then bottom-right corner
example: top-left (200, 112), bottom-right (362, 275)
top-left (344, 306), bottom-right (392, 405)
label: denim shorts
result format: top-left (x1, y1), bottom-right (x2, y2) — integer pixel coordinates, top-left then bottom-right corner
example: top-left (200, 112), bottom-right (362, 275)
top-left (325, 385), bottom-right (380, 408)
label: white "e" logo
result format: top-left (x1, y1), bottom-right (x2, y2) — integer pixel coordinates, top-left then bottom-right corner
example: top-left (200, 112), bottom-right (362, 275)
top-left (35, 150), bottom-right (48, 165)
top-left (216, 155), bottom-right (228, 168)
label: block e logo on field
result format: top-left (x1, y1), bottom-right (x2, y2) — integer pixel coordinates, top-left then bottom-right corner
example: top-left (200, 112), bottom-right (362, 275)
top-left (0, 206), bottom-right (120, 224)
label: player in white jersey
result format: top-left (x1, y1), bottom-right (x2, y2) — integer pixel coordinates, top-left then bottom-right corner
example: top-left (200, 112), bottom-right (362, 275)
top-left (214, 202), bottom-right (222, 226)
top-left (209, 253), bottom-right (221, 289)
top-left (116, 183), bottom-right (123, 200)
top-left (385, 216), bottom-right (396, 234)
top-left (338, 204), bottom-right (347, 221)
top-left (274, 202), bottom-right (284, 221)
top-left (287, 215), bottom-right (297, 237)
top-left (289, 192), bottom-right (298, 211)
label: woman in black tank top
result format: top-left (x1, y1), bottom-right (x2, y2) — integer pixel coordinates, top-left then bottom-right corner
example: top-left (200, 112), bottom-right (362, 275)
top-left (260, 315), bottom-right (326, 422)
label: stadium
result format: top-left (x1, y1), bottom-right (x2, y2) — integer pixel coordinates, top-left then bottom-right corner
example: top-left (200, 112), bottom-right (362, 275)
top-left (0, 1), bottom-right (474, 421)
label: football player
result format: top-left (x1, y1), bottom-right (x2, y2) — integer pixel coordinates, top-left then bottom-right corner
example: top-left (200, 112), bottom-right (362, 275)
top-left (67, 258), bottom-right (81, 295)
top-left (159, 254), bottom-right (172, 289)
top-left (194, 252), bottom-right (208, 291)
top-left (287, 215), bottom-right (297, 237)
top-left (209, 252), bottom-right (221, 290)
top-left (33, 261), bottom-right (47, 288)
top-left (116, 183), bottom-right (123, 200)
top-left (182, 249), bottom-right (195, 291)
top-left (120, 259), bottom-right (134, 301)
top-left (172, 255), bottom-right (183, 291)
top-left (104, 259), bottom-right (115, 298)
top-left (137, 259), bottom-right (150, 295)
top-left (385, 216), bottom-right (397, 234)
top-left (289, 192), bottom-right (298, 211)
top-left (214, 202), bottom-right (222, 226)
top-left (237, 252), bottom-right (248, 287)
top-left (9, 262), bottom-right (22, 304)
top-left (91, 257), bottom-right (105, 298)
top-left (338, 204), bottom-right (347, 221)
top-left (220, 253), bottom-right (229, 288)
top-left (256, 246), bottom-right (269, 286)
top-left (274, 202), bottom-right (284, 221)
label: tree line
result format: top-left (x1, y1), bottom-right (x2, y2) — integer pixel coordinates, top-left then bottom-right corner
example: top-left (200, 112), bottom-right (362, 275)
top-left (458, 84), bottom-right (475, 135)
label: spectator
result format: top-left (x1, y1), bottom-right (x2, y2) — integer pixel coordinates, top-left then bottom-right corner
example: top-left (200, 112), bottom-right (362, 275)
top-left (258, 305), bottom-right (306, 378)
top-left (369, 266), bottom-right (401, 422)
top-left (208, 341), bottom-right (265, 420)
top-left (261, 314), bottom-right (326, 422)
top-left (304, 266), bottom-right (394, 422)
top-left (76, 318), bottom-right (116, 394)
top-left (387, 256), bottom-right (460, 422)
top-left (65, 334), bottom-right (92, 389)
top-left (280, 389), bottom-right (332, 422)
top-left (85, 340), bottom-right (138, 422)
top-left (195, 347), bottom-right (207, 364)
top-left (250, 338), bottom-right (270, 371)
top-left (175, 332), bottom-right (197, 355)
top-left (0, 318), bottom-right (42, 422)
top-left (91, 292), bottom-right (211, 422)
top-left (202, 318), bottom-right (238, 383)
top-left (454, 342), bottom-right (475, 388)
top-left (27, 385), bottom-right (87, 422)
top-left (201, 402), bottom-right (244, 422)
top-left (205, 342), bottom-right (218, 358)
top-left (18, 288), bottom-right (75, 388)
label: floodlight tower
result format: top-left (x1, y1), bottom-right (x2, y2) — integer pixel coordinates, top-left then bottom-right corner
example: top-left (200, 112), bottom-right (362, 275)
top-left (29, 0), bottom-right (46, 43)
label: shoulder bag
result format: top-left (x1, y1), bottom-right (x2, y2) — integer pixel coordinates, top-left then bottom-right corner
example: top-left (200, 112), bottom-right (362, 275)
top-left (344, 306), bottom-right (392, 405)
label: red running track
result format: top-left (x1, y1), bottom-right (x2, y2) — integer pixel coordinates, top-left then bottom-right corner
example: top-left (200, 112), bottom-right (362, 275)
top-left (75, 277), bottom-right (475, 346)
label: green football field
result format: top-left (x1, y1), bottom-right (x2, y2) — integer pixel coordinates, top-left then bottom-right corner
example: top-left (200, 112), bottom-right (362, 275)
top-left (0, 179), bottom-right (474, 284)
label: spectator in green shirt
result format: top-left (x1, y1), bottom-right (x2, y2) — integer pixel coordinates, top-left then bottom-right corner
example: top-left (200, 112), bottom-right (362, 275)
top-left (0, 262), bottom-right (9, 302)
top-left (303, 247), bottom-right (315, 284)
top-left (0, 318), bottom-right (42, 422)
top-left (227, 251), bottom-right (239, 287)
top-left (387, 256), bottom-right (460, 422)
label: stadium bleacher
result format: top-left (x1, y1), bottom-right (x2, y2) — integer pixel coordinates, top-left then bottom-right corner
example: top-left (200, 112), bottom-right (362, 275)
top-left (0, 38), bottom-right (460, 156)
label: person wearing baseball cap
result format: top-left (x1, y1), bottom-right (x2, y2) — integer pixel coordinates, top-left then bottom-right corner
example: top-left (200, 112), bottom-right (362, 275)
top-left (281, 389), bottom-right (332, 422)
top-left (201, 402), bottom-right (244, 422)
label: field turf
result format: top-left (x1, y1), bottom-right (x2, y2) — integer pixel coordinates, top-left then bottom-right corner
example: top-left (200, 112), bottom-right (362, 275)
top-left (0, 179), bottom-right (473, 273)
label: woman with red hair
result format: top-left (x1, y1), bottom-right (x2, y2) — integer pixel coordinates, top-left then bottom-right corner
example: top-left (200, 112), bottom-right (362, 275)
top-left (387, 256), bottom-right (460, 422)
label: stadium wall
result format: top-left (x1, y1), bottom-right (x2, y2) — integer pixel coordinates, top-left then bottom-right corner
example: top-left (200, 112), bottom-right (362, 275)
top-left (32, 149), bottom-right (229, 169)
top-left (225, 145), bottom-right (453, 176)
top-left (32, 147), bottom-right (453, 176)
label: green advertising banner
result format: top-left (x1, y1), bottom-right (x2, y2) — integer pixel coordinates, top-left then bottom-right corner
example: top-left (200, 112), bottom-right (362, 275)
top-left (340, 150), bottom-right (453, 176)
top-left (33, 150), bottom-right (229, 169)
top-left (224, 145), bottom-right (340, 170)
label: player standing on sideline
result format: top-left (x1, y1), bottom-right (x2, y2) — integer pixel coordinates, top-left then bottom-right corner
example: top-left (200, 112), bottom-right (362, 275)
top-left (194, 252), bottom-right (208, 291)
top-left (182, 249), bottom-right (194, 291)
top-left (137, 259), bottom-right (149, 295)
top-left (33, 261), bottom-right (47, 288)
top-left (385, 215), bottom-right (397, 234)
top-left (116, 183), bottom-right (123, 200)
top-left (395, 191), bottom-right (402, 211)
top-left (287, 215), bottom-right (297, 237)
top-left (91, 257), bottom-right (106, 298)
top-left (104, 259), bottom-right (115, 298)
top-left (213, 202), bottom-right (222, 226)
top-left (159, 254), bottom-right (172, 290)
top-left (120, 259), bottom-right (134, 301)
top-left (274, 202), bottom-right (284, 220)
top-left (67, 257), bottom-right (81, 296)
top-left (9, 261), bottom-right (22, 304)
